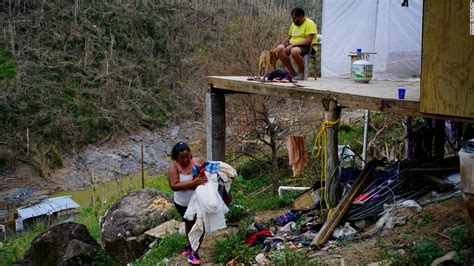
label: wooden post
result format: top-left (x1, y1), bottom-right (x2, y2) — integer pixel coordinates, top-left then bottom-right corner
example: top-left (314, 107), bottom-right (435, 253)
top-left (403, 116), bottom-right (412, 160)
top-left (206, 89), bottom-right (226, 161)
top-left (323, 99), bottom-right (341, 208)
top-left (141, 141), bottom-right (145, 189)
top-left (433, 119), bottom-right (445, 159)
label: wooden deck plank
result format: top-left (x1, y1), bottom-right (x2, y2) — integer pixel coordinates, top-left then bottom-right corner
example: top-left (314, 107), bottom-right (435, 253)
top-left (207, 76), bottom-right (421, 117)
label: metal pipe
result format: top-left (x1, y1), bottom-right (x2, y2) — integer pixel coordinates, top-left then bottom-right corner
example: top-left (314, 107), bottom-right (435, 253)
top-left (362, 110), bottom-right (370, 167)
top-left (278, 186), bottom-right (311, 197)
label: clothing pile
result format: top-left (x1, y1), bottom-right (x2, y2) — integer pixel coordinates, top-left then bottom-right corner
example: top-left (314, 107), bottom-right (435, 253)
top-left (184, 161), bottom-right (237, 251)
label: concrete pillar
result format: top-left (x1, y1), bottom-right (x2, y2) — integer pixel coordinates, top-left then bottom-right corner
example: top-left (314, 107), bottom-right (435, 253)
top-left (206, 92), bottom-right (226, 161)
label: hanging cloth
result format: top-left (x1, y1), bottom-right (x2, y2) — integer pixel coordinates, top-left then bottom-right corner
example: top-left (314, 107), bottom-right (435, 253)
top-left (287, 135), bottom-right (308, 176)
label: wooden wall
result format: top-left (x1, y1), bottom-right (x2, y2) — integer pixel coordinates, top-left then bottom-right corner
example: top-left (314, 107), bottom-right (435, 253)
top-left (421, 0), bottom-right (474, 118)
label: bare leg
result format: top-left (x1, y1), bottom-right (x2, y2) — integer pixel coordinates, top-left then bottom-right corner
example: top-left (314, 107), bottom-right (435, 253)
top-left (274, 45), bottom-right (296, 74)
top-left (185, 219), bottom-right (193, 245)
top-left (291, 47), bottom-right (305, 74)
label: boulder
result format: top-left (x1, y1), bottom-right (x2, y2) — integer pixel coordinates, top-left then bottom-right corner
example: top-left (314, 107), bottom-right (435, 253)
top-left (24, 222), bottom-right (103, 266)
top-left (100, 189), bottom-right (172, 264)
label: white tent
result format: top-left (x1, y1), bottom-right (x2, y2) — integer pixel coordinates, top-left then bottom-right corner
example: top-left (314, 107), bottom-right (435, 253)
top-left (321, 0), bottom-right (423, 80)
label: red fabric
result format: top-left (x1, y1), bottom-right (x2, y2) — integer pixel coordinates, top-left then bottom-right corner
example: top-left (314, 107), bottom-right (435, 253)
top-left (244, 229), bottom-right (273, 246)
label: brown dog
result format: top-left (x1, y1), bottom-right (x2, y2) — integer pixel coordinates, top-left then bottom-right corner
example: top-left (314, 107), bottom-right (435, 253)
top-left (258, 50), bottom-right (278, 77)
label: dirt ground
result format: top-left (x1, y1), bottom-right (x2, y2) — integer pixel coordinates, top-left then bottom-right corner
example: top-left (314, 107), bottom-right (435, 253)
top-left (168, 197), bottom-right (473, 265)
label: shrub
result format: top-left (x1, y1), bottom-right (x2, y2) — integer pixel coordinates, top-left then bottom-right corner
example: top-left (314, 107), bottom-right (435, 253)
top-left (410, 241), bottom-right (444, 266)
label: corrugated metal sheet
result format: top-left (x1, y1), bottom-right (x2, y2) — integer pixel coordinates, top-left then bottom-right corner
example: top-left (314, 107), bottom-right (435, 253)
top-left (17, 196), bottom-right (80, 220)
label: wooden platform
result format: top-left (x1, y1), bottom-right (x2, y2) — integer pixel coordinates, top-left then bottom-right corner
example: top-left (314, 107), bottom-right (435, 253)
top-left (208, 76), bottom-right (421, 117)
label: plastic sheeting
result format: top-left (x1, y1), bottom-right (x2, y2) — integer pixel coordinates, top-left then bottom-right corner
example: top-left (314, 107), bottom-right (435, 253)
top-left (321, 0), bottom-right (423, 80)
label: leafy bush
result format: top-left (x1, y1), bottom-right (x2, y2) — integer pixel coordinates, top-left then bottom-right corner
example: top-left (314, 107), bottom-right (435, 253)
top-left (410, 242), bottom-right (444, 265)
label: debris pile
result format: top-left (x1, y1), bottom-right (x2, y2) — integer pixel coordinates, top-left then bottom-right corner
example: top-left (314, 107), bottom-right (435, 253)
top-left (241, 157), bottom-right (462, 264)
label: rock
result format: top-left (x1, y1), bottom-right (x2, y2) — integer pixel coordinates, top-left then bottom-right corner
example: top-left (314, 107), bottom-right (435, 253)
top-left (24, 222), bottom-right (103, 266)
top-left (430, 251), bottom-right (457, 266)
top-left (144, 219), bottom-right (181, 238)
top-left (100, 189), bottom-right (172, 264)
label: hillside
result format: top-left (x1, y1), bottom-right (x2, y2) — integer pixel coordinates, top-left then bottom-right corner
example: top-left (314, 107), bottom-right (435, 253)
top-left (0, 0), bottom-right (322, 180)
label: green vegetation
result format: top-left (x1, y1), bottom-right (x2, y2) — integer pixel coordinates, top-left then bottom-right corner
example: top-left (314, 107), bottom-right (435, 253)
top-left (418, 212), bottom-right (434, 228)
top-left (376, 236), bottom-right (405, 265)
top-left (272, 247), bottom-right (319, 266)
top-left (135, 233), bottom-right (187, 266)
top-left (410, 241), bottom-right (445, 266)
top-left (212, 232), bottom-right (261, 264)
top-left (339, 122), bottom-right (364, 152)
top-left (0, 223), bottom-right (46, 266)
top-left (0, 0), bottom-right (323, 178)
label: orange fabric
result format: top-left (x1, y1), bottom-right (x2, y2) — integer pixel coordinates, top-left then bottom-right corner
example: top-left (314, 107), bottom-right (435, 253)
top-left (287, 136), bottom-right (308, 176)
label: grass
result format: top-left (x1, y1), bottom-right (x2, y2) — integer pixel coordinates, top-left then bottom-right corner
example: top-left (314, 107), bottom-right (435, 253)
top-left (135, 233), bottom-right (187, 266)
top-left (0, 224), bottom-right (46, 266)
top-left (271, 247), bottom-right (319, 266)
top-left (418, 212), bottom-right (434, 228)
top-left (376, 236), bottom-right (406, 265)
top-left (212, 230), bottom-right (261, 264)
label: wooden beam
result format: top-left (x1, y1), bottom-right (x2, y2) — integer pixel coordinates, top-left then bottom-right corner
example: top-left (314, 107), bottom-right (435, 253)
top-left (207, 77), bottom-right (474, 123)
top-left (311, 160), bottom-right (380, 248)
top-left (205, 89), bottom-right (226, 161)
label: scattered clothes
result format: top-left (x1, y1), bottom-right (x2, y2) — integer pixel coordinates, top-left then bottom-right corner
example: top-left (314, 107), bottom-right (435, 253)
top-left (264, 69), bottom-right (295, 82)
top-left (286, 230), bottom-right (318, 242)
top-left (332, 222), bottom-right (357, 240)
top-left (275, 210), bottom-right (301, 225)
top-left (278, 221), bottom-right (297, 233)
top-left (287, 135), bottom-right (309, 176)
top-left (244, 229), bottom-right (273, 246)
top-left (261, 237), bottom-right (285, 252)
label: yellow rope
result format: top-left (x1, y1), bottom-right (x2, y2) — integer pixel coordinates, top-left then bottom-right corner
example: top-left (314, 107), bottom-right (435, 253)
top-left (312, 114), bottom-right (340, 220)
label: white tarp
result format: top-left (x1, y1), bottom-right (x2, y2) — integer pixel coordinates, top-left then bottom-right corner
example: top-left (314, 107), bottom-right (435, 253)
top-left (321, 0), bottom-right (423, 80)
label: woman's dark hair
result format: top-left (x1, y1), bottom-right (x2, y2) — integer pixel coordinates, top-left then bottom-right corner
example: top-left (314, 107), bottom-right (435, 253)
top-left (291, 7), bottom-right (305, 17)
top-left (171, 141), bottom-right (191, 160)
